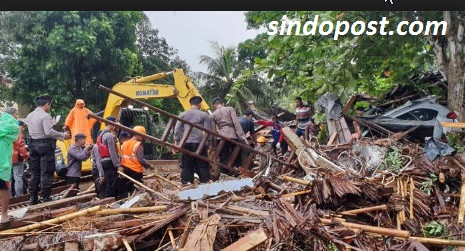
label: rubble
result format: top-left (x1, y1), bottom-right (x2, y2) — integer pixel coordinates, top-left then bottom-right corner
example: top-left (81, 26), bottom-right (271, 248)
top-left (4, 92), bottom-right (465, 251)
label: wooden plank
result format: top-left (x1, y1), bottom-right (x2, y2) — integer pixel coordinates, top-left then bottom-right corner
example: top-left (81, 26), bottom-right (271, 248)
top-left (0, 206), bottom-right (102, 234)
top-left (342, 95), bottom-right (356, 114)
top-left (222, 227), bottom-right (268, 251)
top-left (134, 204), bottom-right (190, 243)
top-left (327, 132), bottom-right (338, 145)
top-left (458, 174), bottom-right (465, 227)
top-left (3, 197), bottom-right (114, 230)
top-left (27, 193), bottom-right (96, 213)
top-left (161, 118), bottom-right (175, 142)
top-left (440, 122), bottom-right (465, 128)
top-left (95, 206), bottom-right (167, 215)
top-left (9, 184), bottom-right (72, 207)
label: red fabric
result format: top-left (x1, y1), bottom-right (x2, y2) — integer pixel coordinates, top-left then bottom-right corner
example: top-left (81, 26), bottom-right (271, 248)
top-left (257, 120), bottom-right (285, 143)
top-left (278, 128), bottom-right (284, 143)
top-left (12, 132), bottom-right (29, 164)
top-left (96, 132), bottom-right (110, 158)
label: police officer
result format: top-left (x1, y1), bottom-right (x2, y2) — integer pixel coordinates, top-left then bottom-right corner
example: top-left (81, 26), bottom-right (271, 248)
top-left (25, 95), bottom-right (71, 205)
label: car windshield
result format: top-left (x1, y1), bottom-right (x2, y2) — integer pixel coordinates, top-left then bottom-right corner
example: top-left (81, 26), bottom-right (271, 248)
top-left (396, 108), bottom-right (439, 121)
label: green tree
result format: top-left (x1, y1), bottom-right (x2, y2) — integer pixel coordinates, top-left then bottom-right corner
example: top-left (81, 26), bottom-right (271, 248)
top-left (198, 41), bottom-right (272, 113)
top-left (6, 11), bottom-right (142, 115)
top-left (244, 11), bottom-right (435, 110)
top-left (427, 11), bottom-right (465, 120)
top-left (136, 13), bottom-right (190, 76)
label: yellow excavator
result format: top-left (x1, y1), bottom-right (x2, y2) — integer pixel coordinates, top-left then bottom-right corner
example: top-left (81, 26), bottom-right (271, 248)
top-left (55, 68), bottom-right (210, 175)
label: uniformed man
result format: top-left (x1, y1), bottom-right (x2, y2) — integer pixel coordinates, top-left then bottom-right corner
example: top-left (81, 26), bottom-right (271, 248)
top-left (173, 96), bottom-right (213, 184)
top-left (96, 116), bottom-right (121, 198)
top-left (25, 95), bottom-right (71, 205)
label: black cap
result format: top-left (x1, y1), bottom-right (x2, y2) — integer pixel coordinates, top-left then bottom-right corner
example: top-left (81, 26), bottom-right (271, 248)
top-left (244, 109), bottom-right (253, 116)
top-left (75, 133), bottom-right (87, 140)
top-left (34, 95), bottom-right (53, 102)
top-left (356, 106), bottom-right (365, 111)
top-left (189, 96), bottom-right (203, 105)
top-left (211, 97), bottom-right (222, 105)
top-left (119, 131), bottom-right (131, 138)
top-left (105, 116), bottom-right (116, 122)
top-left (18, 120), bottom-right (25, 126)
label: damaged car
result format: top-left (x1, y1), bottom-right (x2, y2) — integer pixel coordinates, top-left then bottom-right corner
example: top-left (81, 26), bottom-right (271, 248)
top-left (360, 95), bottom-right (458, 140)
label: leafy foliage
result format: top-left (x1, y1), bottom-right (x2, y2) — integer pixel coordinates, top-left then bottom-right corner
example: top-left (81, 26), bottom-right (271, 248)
top-left (420, 173), bottom-right (438, 196)
top-left (4, 11), bottom-right (142, 116)
top-left (423, 221), bottom-right (447, 238)
top-left (243, 11), bottom-right (436, 109)
top-left (198, 41), bottom-right (274, 114)
top-left (447, 132), bottom-right (465, 153)
top-left (379, 146), bottom-right (404, 173)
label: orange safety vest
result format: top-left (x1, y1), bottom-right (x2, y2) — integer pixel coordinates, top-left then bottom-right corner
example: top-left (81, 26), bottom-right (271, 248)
top-left (121, 139), bottom-right (143, 173)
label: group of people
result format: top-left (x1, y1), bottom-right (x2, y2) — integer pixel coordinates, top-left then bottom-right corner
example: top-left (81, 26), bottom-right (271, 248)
top-left (172, 95), bottom-right (318, 185)
top-left (62, 99), bottom-right (154, 201)
top-left (0, 93), bottom-right (317, 223)
top-left (0, 95), bottom-right (155, 224)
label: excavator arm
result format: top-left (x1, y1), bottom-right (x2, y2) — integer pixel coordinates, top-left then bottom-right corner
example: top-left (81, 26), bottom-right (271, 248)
top-left (101, 68), bottom-right (210, 129)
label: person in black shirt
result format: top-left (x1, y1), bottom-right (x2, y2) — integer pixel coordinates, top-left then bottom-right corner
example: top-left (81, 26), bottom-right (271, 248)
top-left (238, 109), bottom-right (256, 169)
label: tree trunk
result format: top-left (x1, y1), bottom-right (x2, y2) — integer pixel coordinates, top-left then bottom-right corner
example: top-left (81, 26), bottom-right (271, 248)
top-left (429, 11), bottom-right (465, 120)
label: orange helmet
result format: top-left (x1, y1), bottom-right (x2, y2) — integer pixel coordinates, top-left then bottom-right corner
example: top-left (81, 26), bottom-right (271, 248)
top-left (257, 136), bottom-right (267, 143)
top-left (133, 126), bottom-right (146, 134)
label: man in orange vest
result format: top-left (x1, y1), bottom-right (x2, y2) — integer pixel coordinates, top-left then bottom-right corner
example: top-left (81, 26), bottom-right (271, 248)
top-left (119, 126), bottom-right (154, 199)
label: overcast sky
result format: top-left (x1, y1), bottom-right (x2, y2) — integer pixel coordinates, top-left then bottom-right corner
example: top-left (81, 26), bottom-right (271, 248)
top-left (144, 11), bottom-right (264, 73)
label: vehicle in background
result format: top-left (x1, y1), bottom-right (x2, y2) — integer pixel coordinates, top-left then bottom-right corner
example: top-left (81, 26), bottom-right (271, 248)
top-left (361, 95), bottom-right (458, 140)
top-left (55, 69), bottom-right (209, 175)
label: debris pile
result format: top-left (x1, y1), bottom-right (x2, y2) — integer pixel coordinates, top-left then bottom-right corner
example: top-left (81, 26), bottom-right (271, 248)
top-left (2, 90), bottom-right (465, 250)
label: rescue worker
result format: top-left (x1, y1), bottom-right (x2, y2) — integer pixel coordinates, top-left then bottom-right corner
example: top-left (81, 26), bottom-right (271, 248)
top-left (294, 97), bottom-right (313, 139)
top-left (65, 133), bottom-right (92, 189)
top-left (64, 99), bottom-right (97, 144)
top-left (91, 132), bottom-right (105, 199)
top-left (256, 114), bottom-right (288, 157)
top-left (25, 95), bottom-right (71, 205)
top-left (210, 97), bottom-right (247, 176)
top-left (118, 131), bottom-right (132, 145)
top-left (173, 96), bottom-right (213, 184)
top-left (119, 126), bottom-right (154, 198)
top-left (96, 116), bottom-right (121, 198)
top-left (238, 109), bottom-right (256, 169)
top-left (4, 108), bottom-right (29, 197)
top-left (254, 135), bottom-right (273, 172)
top-left (0, 109), bottom-right (20, 222)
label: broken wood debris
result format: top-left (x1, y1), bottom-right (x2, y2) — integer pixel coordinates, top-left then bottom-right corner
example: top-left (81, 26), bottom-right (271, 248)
top-left (3, 108), bottom-right (465, 251)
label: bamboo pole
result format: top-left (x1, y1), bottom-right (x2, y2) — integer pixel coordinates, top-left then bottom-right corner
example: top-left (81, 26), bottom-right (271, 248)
top-left (279, 175), bottom-right (310, 186)
top-left (150, 173), bottom-right (181, 190)
top-left (0, 206), bottom-right (102, 234)
top-left (339, 205), bottom-right (388, 216)
top-left (410, 236), bottom-right (465, 246)
top-left (457, 174), bottom-right (465, 227)
top-left (224, 205), bottom-right (270, 217)
top-left (117, 171), bottom-right (170, 200)
top-left (396, 179), bottom-right (401, 229)
top-left (95, 206), bottom-right (167, 215)
top-left (122, 238), bottom-right (133, 251)
top-left (155, 237), bottom-right (180, 251)
top-left (319, 218), bottom-right (410, 239)
top-left (409, 177), bottom-right (414, 220)
top-left (168, 225), bottom-right (177, 250)
top-left (179, 214), bottom-right (193, 249)
top-left (281, 190), bottom-right (313, 198)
